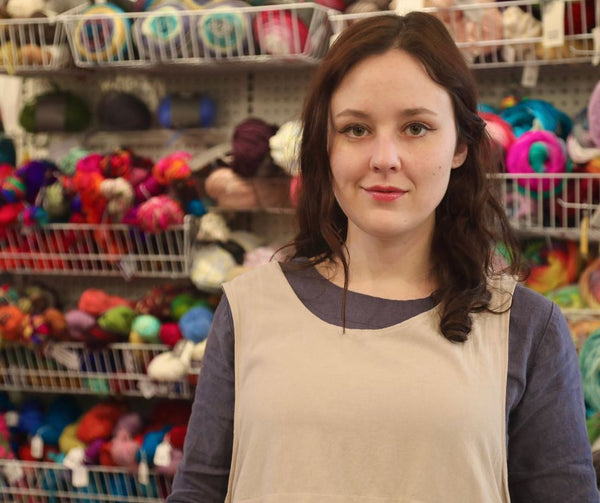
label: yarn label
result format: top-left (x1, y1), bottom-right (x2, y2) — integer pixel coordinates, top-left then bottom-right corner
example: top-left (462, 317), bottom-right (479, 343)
top-left (394, 0), bottom-right (424, 15)
top-left (593, 27), bottom-right (600, 66)
top-left (521, 64), bottom-right (539, 88)
top-left (44, 343), bottom-right (81, 370)
top-left (30, 435), bottom-right (44, 459)
top-left (3, 461), bottom-right (24, 484)
top-left (154, 440), bottom-right (172, 467)
top-left (72, 465), bottom-right (89, 488)
top-left (138, 457), bottom-right (150, 485)
top-left (542, 0), bottom-right (565, 48)
top-left (4, 411), bottom-right (18, 428)
top-left (138, 378), bottom-right (157, 399)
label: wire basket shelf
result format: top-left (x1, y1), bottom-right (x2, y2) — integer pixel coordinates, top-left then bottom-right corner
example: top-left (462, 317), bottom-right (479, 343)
top-left (329, 0), bottom-right (600, 68)
top-left (491, 172), bottom-right (600, 241)
top-left (0, 216), bottom-right (197, 278)
top-left (0, 342), bottom-right (200, 399)
top-left (61, 3), bottom-right (332, 68)
top-left (0, 3), bottom-right (89, 75)
top-left (0, 459), bottom-right (171, 503)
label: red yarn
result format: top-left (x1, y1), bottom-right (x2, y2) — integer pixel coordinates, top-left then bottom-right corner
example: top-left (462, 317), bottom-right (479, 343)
top-left (168, 425), bottom-right (187, 449)
top-left (77, 402), bottom-right (125, 444)
top-left (159, 322), bottom-right (182, 347)
top-left (78, 289), bottom-right (130, 317)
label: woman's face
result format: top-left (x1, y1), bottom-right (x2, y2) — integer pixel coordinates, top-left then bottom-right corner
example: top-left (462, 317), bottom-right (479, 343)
top-left (328, 49), bottom-right (467, 247)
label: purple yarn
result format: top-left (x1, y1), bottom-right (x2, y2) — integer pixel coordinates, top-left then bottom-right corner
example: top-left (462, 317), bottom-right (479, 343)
top-left (232, 118), bottom-right (278, 177)
top-left (113, 412), bottom-right (143, 437)
top-left (84, 438), bottom-right (105, 465)
top-left (65, 309), bottom-right (96, 341)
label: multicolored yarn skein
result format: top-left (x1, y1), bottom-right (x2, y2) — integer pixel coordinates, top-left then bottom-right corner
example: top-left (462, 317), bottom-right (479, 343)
top-left (505, 130), bottom-right (570, 198)
top-left (132, 1), bottom-right (190, 60)
top-left (73, 3), bottom-right (132, 63)
top-left (579, 258), bottom-right (600, 310)
top-left (136, 195), bottom-right (184, 233)
top-left (522, 238), bottom-right (579, 294)
top-left (196, 0), bottom-right (252, 57)
top-left (501, 98), bottom-right (572, 139)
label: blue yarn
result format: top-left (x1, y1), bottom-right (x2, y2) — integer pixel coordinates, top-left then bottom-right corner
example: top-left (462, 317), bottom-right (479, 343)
top-left (478, 103), bottom-right (499, 114)
top-left (179, 306), bottom-right (213, 343)
top-left (16, 400), bottom-right (44, 435)
top-left (186, 199), bottom-right (206, 217)
top-left (38, 396), bottom-right (81, 445)
top-left (157, 95), bottom-right (217, 129)
top-left (580, 329), bottom-right (600, 413)
top-left (136, 425), bottom-right (171, 467)
top-left (501, 99), bottom-right (572, 139)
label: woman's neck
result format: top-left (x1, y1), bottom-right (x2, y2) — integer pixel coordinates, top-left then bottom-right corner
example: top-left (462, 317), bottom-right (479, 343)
top-left (317, 237), bottom-right (436, 301)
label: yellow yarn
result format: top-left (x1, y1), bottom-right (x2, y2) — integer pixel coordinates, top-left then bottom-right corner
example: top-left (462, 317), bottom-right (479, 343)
top-left (58, 422), bottom-right (86, 454)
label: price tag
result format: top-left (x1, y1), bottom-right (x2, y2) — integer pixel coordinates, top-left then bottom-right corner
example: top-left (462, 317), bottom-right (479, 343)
top-left (72, 464), bottom-right (89, 488)
top-left (542, 0), bottom-right (565, 48)
top-left (138, 455), bottom-right (150, 485)
top-left (3, 460), bottom-right (24, 484)
top-left (138, 379), bottom-right (157, 399)
top-left (593, 27), bottom-right (600, 66)
top-left (63, 447), bottom-right (85, 470)
top-left (153, 440), bottom-right (172, 467)
top-left (44, 343), bottom-right (81, 370)
top-left (5, 411), bottom-right (18, 427)
top-left (394, 0), bottom-right (424, 15)
top-left (30, 434), bottom-right (44, 459)
top-left (521, 64), bottom-right (539, 88)
top-left (118, 257), bottom-right (137, 281)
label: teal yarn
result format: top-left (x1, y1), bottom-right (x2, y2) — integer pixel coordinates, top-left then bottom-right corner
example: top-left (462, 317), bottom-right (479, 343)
top-left (580, 329), bottom-right (600, 412)
top-left (501, 99), bottom-right (572, 139)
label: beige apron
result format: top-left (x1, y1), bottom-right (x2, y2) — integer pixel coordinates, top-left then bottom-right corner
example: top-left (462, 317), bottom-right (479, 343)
top-left (223, 262), bottom-right (514, 503)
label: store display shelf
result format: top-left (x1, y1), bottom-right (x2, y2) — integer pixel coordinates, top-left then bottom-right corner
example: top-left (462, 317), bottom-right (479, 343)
top-left (491, 172), bottom-right (600, 240)
top-left (0, 459), bottom-right (171, 503)
top-left (61, 3), bottom-right (332, 69)
top-left (329, 0), bottom-right (599, 69)
top-left (0, 342), bottom-right (200, 399)
top-left (0, 4), bottom-right (88, 75)
top-left (0, 216), bottom-right (197, 279)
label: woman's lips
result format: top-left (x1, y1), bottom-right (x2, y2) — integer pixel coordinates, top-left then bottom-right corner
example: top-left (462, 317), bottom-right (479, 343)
top-left (364, 185), bottom-right (405, 202)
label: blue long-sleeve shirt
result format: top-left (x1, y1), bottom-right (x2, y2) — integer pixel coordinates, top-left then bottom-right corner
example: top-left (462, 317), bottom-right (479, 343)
top-left (168, 264), bottom-right (598, 502)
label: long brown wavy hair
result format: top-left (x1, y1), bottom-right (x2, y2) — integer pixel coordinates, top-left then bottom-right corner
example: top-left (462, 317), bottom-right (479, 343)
top-left (284, 12), bottom-right (524, 342)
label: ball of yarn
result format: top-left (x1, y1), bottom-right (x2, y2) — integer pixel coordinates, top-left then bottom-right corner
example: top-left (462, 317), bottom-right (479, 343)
top-left (501, 99), bottom-right (572, 139)
top-left (137, 195), bottom-right (184, 233)
top-left (73, 4), bottom-right (131, 63)
top-left (523, 239), bottom-right (579, 294)
top-left (65, 309), bottom-right (96, 341)
top-left (178, 306), bottom-right (213, 343)
top-left (130, 314), bottom-right (161, 343)
top-left (77, 403), bottom-right (124, 444)
top-left (97, 305), bottom-right (136, 337)
top-left (159, 322), bottom-right (182, 347)
top-left (0, 305), bottom-right (25, 341)
top-left (135, 174), bottom-right (164, 203)
top-left (190, 243), bottom-right (237, 290)
top-left (156, 94), bottom-right (217, 129)
top-left (589, 81), bottom-right (600, 148)
top-left (100, 177), bottom-right (134, 222)
top-left (1, 175), bottom-right (26, 203)
top-left (196, 0), bottom-right (252, 57)
top-left (232, 117), bottom-right (279, 177)
top-left (59, 422), bottom-right (85, 454)
top-left (269, 119), bottom-right (302, 175)
top-left (506, 130), bottom-right (569, 198)
top-left (253, 10), bottom-right (309, 56)
top-left (19, 92), bottom-right (91, 133)
top-left (152, 151), bottom-right (192, 185)
top-left (133, 1), bottom-right (190, 59)
top-left (78, 289), bottom-right (131, 317)
top-left (204, 167), bottom-right (259, 208)
top-left (43, 181), bottom-right (70, 220)
top-left (479, 111), bottom-right (516, 153)
top-left (97, 91), bottom-right (152, 131)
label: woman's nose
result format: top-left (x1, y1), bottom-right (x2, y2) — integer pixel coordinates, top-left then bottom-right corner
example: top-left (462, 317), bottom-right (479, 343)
top-left (369, 134), bottom-right (400, 172)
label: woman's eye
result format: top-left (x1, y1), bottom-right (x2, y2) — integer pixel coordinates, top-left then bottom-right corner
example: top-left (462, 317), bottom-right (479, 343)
top-left (405, 123), bottom-right (429, 136)
top-left (342, 125), bottom-right (368, 137)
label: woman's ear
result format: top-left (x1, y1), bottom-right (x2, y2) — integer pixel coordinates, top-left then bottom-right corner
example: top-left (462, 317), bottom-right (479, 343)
top-left (451, 142), bottom-right (468, 169)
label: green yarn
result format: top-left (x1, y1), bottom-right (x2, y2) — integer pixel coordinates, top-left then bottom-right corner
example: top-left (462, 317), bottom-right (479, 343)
top-left (528, 141), bottom-right (548, 173)
top-left (43, 182), bottom-right (70, 220)
top-left (97, 305), bottom-right (136, 336)
top-left (170, 294), bottom-right (209, 321)
top-left (59, 147), bottom-right (90, 176)
top-left (19, 91), bottom-right (92, 133)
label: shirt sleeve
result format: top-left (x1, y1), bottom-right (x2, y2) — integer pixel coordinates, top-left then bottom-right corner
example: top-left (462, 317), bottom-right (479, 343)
top-left (167, 295), bottom-right (235, 503)
top-left (507, 300), bottom-right (599, 502)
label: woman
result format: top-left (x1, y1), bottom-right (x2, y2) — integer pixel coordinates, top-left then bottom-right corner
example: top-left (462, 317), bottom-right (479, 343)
top-left (167, 12), bottom-right (598, 502)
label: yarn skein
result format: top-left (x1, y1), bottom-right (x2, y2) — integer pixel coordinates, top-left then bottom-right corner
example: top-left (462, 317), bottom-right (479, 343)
top-left (232, 117), bottom-right (278, 177)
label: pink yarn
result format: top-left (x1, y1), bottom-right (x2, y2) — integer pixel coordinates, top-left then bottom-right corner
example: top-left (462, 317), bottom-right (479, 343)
top-left (137, 195), bottom-right (184, 233)
top-left (134, 175), bottom-right (163, 203)
top-left (205, 168), bottom-right (259, 209)
top-left (506, 130), bottom-right (567, 195)
top-left (159, 322), bottom-right (183, 347)
top-left (479, 111), bottom-right (516, 152)
top-left (589, 80), bottom-right (600, 148)
top-left (253, 10), bottom-right (309, 56)
top-left (152, 151), bottom-right (192, 185)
